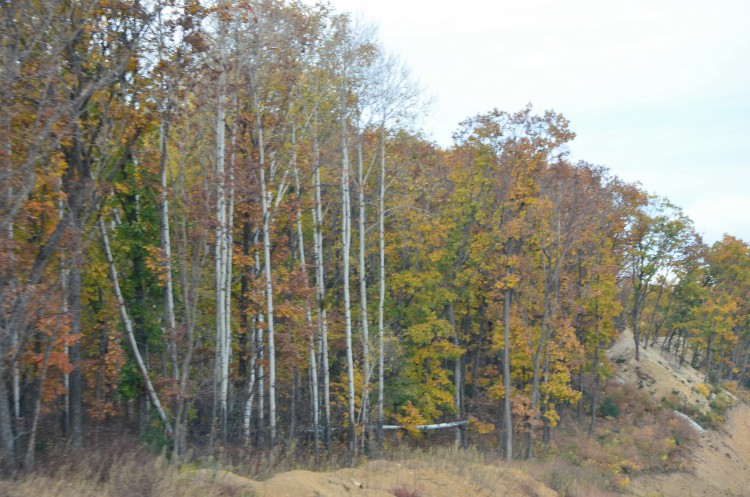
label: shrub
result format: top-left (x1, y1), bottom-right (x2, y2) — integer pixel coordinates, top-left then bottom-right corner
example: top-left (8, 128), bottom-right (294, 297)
top-left (709, 392), bottom-right (735, 416)
top-left (391, 486), bottom-right (421, 497)
top-left (599, 397), bottom-right (620, 418)
top-left (694, 383), bottom-right (711, 398)
top-left (549, 470), bottom-right (577, 497)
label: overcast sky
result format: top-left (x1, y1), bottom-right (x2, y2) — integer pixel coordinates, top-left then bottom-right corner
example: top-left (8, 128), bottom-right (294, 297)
top-left (316, 0), bottom-right (750, 244)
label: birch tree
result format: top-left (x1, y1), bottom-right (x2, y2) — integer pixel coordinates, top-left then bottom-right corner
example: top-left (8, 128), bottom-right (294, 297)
top-left (100, 217), bottom-right (173, 435)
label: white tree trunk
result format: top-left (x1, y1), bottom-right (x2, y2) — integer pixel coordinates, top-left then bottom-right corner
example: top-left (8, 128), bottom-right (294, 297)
top-left (259, 137), bottom-right (277, 446)
top-left (159, 117), bottom-right (179, 383)
top-left (243, 349), bottom-right (257, 442)
top-left (173, 132), bottom-right (208, 456)
top-left (356, 140), bottom-right (371, 448)
top-left (292, 125), bottom-right (319, 447)
top-left (223, 119), bottom-right (236, 436)
top-left (377, 133), bottom-right (386, 446)
top-left (312, 154), bottom-right (331, 448)
top-left (257, 309), bottom-right (265, 443)
top-left (341, 106), bottom-right (356, 452)
top-left (100, 217), bottom-right (173, 435)
top-left (214, 81), bottom-right (230, 440)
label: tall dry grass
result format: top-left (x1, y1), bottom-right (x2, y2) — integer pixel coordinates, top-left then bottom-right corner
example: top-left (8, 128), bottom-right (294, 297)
top-left (0, 438), bottom-right (256, 497)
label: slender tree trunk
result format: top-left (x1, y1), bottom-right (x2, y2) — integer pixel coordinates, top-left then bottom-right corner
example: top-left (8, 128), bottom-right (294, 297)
top-left (239, 220), bottom-right (251, 381)
top-left (589, 302), bottom-right (601, 436)
top-left (100, 218), bottom-right (173, 435)
top-left (1, 248), bottom-right (17, 466)
top-left (341, 107), bottom-right (356, 454)
top-left (61, 254), bottom-right (70, 437)
top-left (680, 330), bottom-right (690, 366)
top-left (256, 310), bottom-right (265, 446)
top-left (173, 132), bottom-right (208, 457)
top-left (503, 287), bottom-right (513, 461)
top-left (528, 342), bottom-right (543, 457)
top-left (0, 364), bottom-right (16, 468)
top-left (11, 325), bottom-right (20, 430)
top-left (631, 265), bottom-right (645, 362)
top-left (240, 220), bottom-right (256, 444)
top-left (356, 140), bottom-right (371, 450)
top-left (471, 315), bottom-right (485, 404)
top-left (62, 114), bottom-right (88, 449)
top-left (159, 117), bottom-right (179, 385)
top-left (243, 351), bottom-right (257, 442)
top-left (157, 107), bottom-right (184, 448)
top-left (0, 90), bottom-right (14, 468)
top-left (224, 120), bottom-right (236, 435)
top-left (24, 334), bottom-right (54, 468)
top-left (644, 283), bottom-right (664, 349)
top-left (292, 128), bottom-right (319, 449)
top-left (241, 235), bottom-right (259, 444)
top-left (68, 263), bottom-right (83, 447)
top-left (213, 70), bottom-right (230, 442)
top-left (449, 303), bottom-right (464, 447)
top-left (312, 154), bottom-right (331, 449)
top-left (260, 155), bottom-right (277, 446)
top-left (376, 133), bottom-right (386, 449)
top-left (528, 288), bottom-right (550, 460)
top-left (577, 367), bottom-right (584, 419)
top-left (290, 366), bottom-right (300, 444)
top-left (705, 326), bottom-right (715, 381)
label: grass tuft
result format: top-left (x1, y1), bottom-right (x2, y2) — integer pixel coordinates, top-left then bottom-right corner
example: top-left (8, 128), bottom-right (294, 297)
top-left (391, 485), bottom-right (421, 497)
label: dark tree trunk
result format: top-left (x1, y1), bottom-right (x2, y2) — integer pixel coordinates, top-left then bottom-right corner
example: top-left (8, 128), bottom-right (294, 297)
top-left (0, 366), bottom-right (17, 469)
top-left (68, 264), bottom-right (83, 448)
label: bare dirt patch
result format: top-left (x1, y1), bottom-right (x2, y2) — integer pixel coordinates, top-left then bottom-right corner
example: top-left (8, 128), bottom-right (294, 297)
top-left (192, 453), bottom-right (559, 497)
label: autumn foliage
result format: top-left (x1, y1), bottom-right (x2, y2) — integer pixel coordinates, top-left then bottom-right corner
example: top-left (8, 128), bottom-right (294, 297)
top-left (1, 0), bottom-right (746, 472)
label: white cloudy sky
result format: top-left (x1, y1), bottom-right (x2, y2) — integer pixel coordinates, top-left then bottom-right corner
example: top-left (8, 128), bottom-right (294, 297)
top-left (317, 0), bottom-right (750, 244)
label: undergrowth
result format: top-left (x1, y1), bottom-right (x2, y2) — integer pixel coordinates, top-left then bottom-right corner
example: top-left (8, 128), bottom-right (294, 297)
top-left (538, 381), bottom-right (698, 494)
top-left (0, 378), bottom-right (713, 497)
top-left (661, 379), bottom-right (738, 430)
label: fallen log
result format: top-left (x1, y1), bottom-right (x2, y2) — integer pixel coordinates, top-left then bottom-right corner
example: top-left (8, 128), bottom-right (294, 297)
top-left (382, 420), bottom-right (469, 431)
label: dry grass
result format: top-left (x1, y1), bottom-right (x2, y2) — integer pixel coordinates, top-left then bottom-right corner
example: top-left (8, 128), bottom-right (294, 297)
top-left (185, 437), bottom-right (358, 482)
top-left (379, 445), bottom-right (557, 496)
top-left (525, 459), bottom-right (621, 497)
top-left (0, 439), bottom-right (256, 497)
top-left (390, 485), bottom-right (421, 497)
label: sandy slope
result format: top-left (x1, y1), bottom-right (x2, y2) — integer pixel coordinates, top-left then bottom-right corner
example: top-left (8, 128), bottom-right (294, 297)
top-left (610, 330), bottom-right (750, 497)
top-left (194, 459), bottom-right (558, 497)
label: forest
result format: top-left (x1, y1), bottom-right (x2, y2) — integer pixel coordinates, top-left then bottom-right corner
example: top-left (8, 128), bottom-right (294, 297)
top-left (2, 0), bottom-right (750, 472)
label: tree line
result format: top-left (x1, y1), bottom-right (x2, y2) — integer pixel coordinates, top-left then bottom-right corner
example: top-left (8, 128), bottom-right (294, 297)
top-left (2, 0), bottom-right (748, 469)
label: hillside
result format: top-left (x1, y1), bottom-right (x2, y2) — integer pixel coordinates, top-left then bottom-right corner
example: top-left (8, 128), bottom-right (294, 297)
top-left (220, 330), bottom-right (750, 497)
top-left (609, 330), bottom-right (750, 497)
